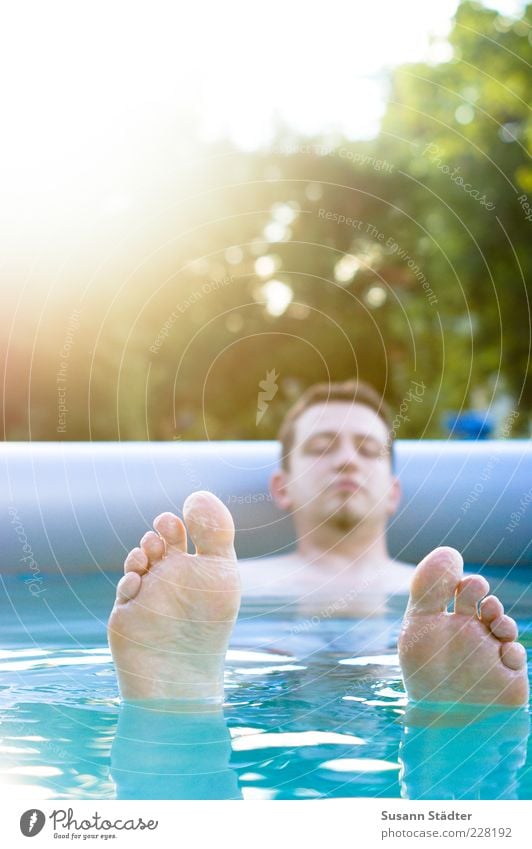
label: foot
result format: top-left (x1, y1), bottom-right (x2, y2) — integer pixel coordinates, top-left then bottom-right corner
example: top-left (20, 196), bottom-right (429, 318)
top-left (107, 491), bottom-right (241, 702)
top-left (398, 547), bottom-right (529, 707)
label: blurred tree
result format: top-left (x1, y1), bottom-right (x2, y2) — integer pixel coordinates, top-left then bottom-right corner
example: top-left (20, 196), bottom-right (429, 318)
top-left (377, 1), bottom-right (532, 423)
top-left (2, 1), bottom-right (530, 441)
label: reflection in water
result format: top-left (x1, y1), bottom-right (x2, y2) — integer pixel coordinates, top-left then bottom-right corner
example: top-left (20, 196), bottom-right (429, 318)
top-left (109, 698), bottom-right (530, 800)
top-left (0, 701), bottom-right (117, 799)
top-left (112, 702), bottom-right (241, 800)
top-left (399, 704), bottom-right (530, 800)
top-left (1, 662), bottom-right (530, 800)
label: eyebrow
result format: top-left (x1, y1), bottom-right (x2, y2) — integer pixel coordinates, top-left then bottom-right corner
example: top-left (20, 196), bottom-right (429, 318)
top-left (302, 432), bottom-right (384, 445)
top-left (303, 431), bottom-right (338, 442)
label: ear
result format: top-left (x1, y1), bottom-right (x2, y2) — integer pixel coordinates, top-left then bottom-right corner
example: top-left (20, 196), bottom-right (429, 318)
top-left (270, 470), bottom-right (293, 511)
top-left (387, 475), bottom-right (402, 517)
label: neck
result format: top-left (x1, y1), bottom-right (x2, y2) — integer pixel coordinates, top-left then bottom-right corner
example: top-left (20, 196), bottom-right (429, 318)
top-left (293, 515), bottom-right (391, 573)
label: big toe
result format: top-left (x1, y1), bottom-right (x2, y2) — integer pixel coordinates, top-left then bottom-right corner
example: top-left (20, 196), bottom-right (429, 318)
top-left (408, 546), bottom-right (464, 615)
top-left (183, 491), bottom-right (235, 558)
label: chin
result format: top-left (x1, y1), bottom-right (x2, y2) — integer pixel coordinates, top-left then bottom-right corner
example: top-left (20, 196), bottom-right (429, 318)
top-left (324, 503), bottom-right (364, 531)
top-left (330, 515), bottom-right (360, 532)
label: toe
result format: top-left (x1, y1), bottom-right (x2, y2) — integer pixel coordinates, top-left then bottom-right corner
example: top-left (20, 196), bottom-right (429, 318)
top-left (500, 641), bottom-right (527, 671)
top-left (124, 547), bottom-right (149, 575)
top-left (153, 512), bottom-right (187, 553)
top-left (490, 614), bottom-right (518, 642)
top-left (454, 574), bottom-right (489, 615)
top-left (140, 530), bottom-right (165, 562)
top-left (183, 491), bottom-right (235, 557)
top-left (116, 572), bottom-right (142, 603)
top-left (479, 594), bottom-right (504, 625)
top-left (407, 546), bottom-right (463, 615)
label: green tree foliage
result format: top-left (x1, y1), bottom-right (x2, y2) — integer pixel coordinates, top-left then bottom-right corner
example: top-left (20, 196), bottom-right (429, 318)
top-left (378, 1), bottom-right (532, 419)
top-left (2, 2), bottom-right (530, 441)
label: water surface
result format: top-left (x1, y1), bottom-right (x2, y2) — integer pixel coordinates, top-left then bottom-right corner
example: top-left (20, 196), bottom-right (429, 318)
top-left (1, 570), bottom-right (531, 799)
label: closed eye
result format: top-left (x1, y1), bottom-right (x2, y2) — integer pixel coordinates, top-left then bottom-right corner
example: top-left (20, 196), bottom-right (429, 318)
top-left (356, 440), bottom-right (384, 458)
top-left (303, 435), bottom-right (337, 454)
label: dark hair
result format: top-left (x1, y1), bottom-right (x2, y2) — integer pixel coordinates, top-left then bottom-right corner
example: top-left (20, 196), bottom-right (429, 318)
top-left (278, 380), bottom-right (393, 471)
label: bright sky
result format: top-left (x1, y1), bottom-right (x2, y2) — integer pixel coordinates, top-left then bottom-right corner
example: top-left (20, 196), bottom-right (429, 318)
top-left (0, 0), bottom-right (524, 236)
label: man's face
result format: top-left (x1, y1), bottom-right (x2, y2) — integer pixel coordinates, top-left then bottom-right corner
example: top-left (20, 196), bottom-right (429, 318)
top-left (274, 401), bottom-right (400, 530)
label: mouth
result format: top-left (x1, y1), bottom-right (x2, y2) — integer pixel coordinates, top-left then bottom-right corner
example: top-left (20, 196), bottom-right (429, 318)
top-left (330, 479), bottom-right (363, 494)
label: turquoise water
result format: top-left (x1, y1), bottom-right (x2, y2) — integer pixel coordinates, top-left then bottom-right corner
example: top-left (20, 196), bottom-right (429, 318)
top-left (1, 571), bottom-right (531, 800)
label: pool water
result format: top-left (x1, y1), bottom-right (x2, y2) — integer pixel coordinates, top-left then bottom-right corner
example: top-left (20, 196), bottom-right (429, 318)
top-left (1, 570), bottom-right (531, 800)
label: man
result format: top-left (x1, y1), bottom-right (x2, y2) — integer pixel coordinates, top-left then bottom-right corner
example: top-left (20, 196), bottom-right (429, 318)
top-left (108, 380), bottom-right (528, 708)
top-left (238, 380), bottom-right (412, 610)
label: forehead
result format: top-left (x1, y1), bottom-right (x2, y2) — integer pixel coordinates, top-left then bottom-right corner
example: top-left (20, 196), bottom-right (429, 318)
top-left (294, 401), bottom-right (389, 445)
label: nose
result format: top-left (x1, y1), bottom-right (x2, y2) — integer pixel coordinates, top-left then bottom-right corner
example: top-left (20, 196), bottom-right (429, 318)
top-left (332, 437), bottom-right (361, 471)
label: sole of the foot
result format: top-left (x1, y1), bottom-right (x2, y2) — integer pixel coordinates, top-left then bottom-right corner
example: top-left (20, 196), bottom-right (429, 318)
top-left (398, 547), bottom-right (529, 707)
top-left (108, 491), bottom-right (241, 702)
